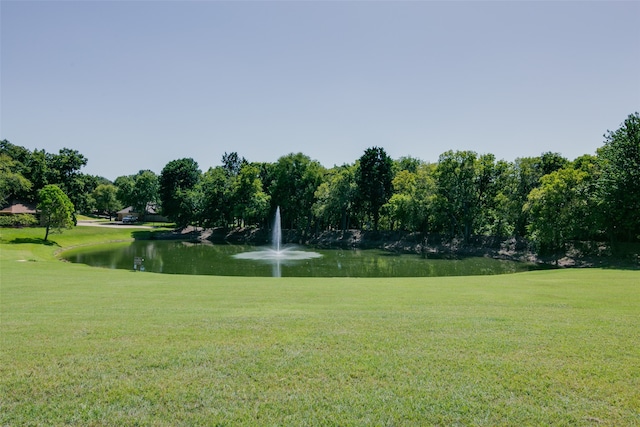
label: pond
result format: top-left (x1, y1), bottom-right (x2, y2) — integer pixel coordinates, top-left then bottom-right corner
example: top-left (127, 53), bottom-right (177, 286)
top-left (62, 240), bottom-right (539, 278)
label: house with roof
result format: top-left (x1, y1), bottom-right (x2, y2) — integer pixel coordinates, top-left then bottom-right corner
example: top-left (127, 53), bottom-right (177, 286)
top-left (0, 201), bottom-right (37, 216)
top-left (117, 203), bottom-right (168, 222)
top-left (0, 201), bottom-right (39, 226)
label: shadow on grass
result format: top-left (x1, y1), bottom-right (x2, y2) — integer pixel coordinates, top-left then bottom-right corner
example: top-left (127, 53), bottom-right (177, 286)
top-left (560, 241), bottom-right (640, 271)
top-left (598, 258), bottom-right (640, 271)
top-left (131, 228), bottom-right (200, 241)
top-left (9, 237), bottom-right (59, 247)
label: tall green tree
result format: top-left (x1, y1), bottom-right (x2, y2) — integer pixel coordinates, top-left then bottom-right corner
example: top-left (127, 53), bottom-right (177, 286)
top-left (0, 140), bottom-right (31, 166)
top-left (485, 160), bottom-right (517, 238)
top-left (433, 150), bottom-right (478, 241)
top-left (221, 152), bottom-right (246, 177)
top-left (509, 157), bottom-right (540, 237)
top-left (356, 147), bottom-right (394, 231)
top-left (72, 174), bottom-right (103, 214)
top-left (200, 166), bottom-right (233, 228)
top-left (47, 148), bottom-right (87, 183)
top-left (394, 156), bottom-right (422, 174)
top-left (385, 169), bottom-right (417, 231)
top-left (570, 154), bottom-right (601, 241)
top-left (313, 164), bottom-right (358, 231)
top-left (0, 153), bottom-right (32, 206)
top-left (159, 158), bottom-right (201, 226)
top-left (37, 184), bottom-right (75, 242)
top-left (385, 162), bottom-right (436, 232)
top-left (114, 175), bottom-right (135, 208)
top-left (597, 112), bottom-right (640, 242)
top-left (179, 187), bottom-right (205, 228)
top-left (92, 184), bottom-right (121, 220)
top-left (232, 163), bottom-right (270, 227)
top-left (473, 155), bottom-right (512, 237)
top-left (539, 152), bottom-right (569, 176)
top-left (269, 153), bottom-right (324, 231)
top-left (25, 149), bottom-right (50, 201)
top-left (199, 153), bottom-right (248, 227)
top-left (131, 170), bottom-right (160, 219)
top-left (1, 141), bottom-right (43, 202)
top-left (0, 142), bottom-right (95, 209)
top-left (46, 148), bottom-right (88, 209)
top-left (509, 154), bottom-right (566, 237)
top-left (525, 167), bottom-right (587, 262)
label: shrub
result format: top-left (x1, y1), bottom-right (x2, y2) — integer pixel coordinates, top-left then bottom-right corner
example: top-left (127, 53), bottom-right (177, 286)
top-left (0, 214), bottom-right (39, 228)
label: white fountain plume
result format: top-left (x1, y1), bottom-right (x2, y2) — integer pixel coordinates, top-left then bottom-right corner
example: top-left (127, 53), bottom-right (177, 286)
top-left (273, 206), bottom-right (282, 253)
top-left (233, 206), bottom-right (322, 277)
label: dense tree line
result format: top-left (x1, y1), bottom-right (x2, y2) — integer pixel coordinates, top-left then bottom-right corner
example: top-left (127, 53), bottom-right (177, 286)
top-left (1, 113), bottom-right (638, 256)
top-left (0, 141), bottom-right (106, 214)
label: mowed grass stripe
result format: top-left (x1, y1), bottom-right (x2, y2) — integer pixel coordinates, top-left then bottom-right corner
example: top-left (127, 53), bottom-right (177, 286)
top-left (1, 227), bottom-right (639, 425)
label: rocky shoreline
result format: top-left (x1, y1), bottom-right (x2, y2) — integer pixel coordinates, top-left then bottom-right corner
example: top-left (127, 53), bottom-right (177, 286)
top-left (153, 227), bottom-right (546, 264)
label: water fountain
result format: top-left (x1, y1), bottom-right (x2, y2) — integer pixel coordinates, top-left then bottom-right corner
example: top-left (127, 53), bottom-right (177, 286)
top-left (232, 207), bottom-right (322, 276)
top-left (273, 205), bottom-right (282, 253)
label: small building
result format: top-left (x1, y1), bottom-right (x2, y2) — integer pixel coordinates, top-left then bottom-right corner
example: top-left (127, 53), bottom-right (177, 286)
top-left (0, 201), bottom-right (37, 216)
top-left (117, 204), bottom-right (168, 222)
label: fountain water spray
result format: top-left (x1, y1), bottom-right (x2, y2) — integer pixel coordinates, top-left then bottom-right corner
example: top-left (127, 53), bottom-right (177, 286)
top-left (233, 207), bottom-right (321, 275)
top-left (273, 206), bottom-right (282, 253)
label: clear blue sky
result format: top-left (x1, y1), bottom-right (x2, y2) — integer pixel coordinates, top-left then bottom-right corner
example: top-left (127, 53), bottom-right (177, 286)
top-left (2, 1), bottom-right (639, 181)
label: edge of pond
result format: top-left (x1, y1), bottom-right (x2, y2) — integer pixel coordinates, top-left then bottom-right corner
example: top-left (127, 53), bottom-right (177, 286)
top-left (65, 226), bottom-right (639, 270)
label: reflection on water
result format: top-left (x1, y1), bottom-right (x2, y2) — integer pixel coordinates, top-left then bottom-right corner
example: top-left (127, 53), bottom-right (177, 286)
top-left (62, 240), bottom-right (539, 278)
top-left (232, 245), bottom-right (323, 277)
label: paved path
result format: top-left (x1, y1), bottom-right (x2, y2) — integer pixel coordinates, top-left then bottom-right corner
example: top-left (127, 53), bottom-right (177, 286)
top-left (76, 220), bottom-right (153, 229)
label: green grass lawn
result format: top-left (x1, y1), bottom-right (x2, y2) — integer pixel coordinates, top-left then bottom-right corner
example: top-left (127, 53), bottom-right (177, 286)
top-left (1, 227), bottom-right (639, 426)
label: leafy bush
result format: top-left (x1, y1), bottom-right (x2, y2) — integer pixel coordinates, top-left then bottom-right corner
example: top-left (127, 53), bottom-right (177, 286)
top-left (0, 214), bottom-right (39, 228)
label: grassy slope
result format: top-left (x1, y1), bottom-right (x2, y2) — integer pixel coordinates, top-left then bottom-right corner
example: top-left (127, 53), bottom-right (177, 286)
top-left (1, 227), bottom-right (639, 426)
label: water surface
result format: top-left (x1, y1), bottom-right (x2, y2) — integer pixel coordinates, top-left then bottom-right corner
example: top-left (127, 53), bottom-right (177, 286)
top-left (62, 240), bottom-right (537, 278)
